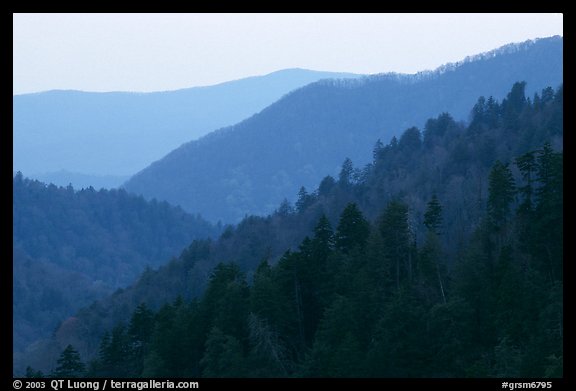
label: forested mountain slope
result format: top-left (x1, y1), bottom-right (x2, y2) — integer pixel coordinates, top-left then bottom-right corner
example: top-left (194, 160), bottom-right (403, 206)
top-left (13, 177), bottom-right (218, 367)
top-left (23, 82), bottom-right (562, 377)
top-left (125, 36), bottom-right (562, 223)
top-left (13, 69), bottom-right (359, 188)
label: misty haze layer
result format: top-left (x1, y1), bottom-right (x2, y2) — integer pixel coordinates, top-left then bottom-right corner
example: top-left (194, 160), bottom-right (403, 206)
top-left (125, 37), bottom-right (562, 223)
top-left (13, 69), bottom-right (360, 188)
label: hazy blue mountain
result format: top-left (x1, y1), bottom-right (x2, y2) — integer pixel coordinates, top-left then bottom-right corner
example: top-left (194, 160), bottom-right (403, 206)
top-left (21, 81), bottom-right (562, 376)
top-left (13, 174), bottom-right (219, 361)
top-left (13, 69), bottom-right (360, 189)
top-left (33, 171), bottom-right (130, 190)
top-left (125, 36), bottom-right (563, 223)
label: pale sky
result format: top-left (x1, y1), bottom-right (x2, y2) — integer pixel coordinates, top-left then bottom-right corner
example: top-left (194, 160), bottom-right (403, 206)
top-left (13, 13), bottom-right (563, 95)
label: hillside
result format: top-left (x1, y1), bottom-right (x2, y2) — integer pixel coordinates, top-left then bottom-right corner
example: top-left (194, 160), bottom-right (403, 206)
top-left (13, 69), bottom-right (359, 188)
top-left (22, 81), bottom-right (562, 376)
top-left (13, 176), bottom-right (219, 364)
top-left (124, 36), bottom-right (563, 223)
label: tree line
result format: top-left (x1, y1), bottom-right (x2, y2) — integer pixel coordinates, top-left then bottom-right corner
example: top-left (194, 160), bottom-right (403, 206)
top-left (24, 82), bottom-right (562, 377)
top-left (30, 140), bottom-right (562, 377)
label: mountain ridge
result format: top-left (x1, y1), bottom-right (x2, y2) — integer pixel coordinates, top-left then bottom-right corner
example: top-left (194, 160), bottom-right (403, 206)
top-left (13, 175), bottom-right (219, 364)
top-left (125, 36), bottom-right (563, 223)
top-left (14, 68), bottom-right (360, 96)
top-left (13, 68), bottom-right (361, 188)
top-left (20, 80), bottom-right (562, 377)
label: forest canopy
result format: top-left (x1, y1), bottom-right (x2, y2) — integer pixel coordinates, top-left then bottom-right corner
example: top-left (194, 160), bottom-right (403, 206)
top-left (25, 82), bottom-right (563, 378)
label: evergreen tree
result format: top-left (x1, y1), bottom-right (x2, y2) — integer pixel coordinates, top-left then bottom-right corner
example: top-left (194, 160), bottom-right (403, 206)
top-left (420, 194), bottom-right (447, 303)
top-left (368, 292), bottom-right (429, 377)
top-left (272, 250), bottom-right (309, 355)
top-left (338, 158), bottom-right (354, 186)
top-left (201, 327), bottom-right (247, 378)
top-left (250, 260), bottom-right (286, 335)
top-left (295, 186), bottom-right (312, 212)
top-left (128, 304), bottom-right (154, 345)
top-left (532, 144), bottom-right (563, 280)
top-left (143, 299), bottom-right (195, 377)
top-left (398, 126), bottom-right (422, 153)
top-left (424, 112), bottom-right (457, 147)
top-left (61, 82), bottom-right (563, 379)
top-left (372, 139), bottom-right (384, 163)
top-left (304, 296), bottom-right (364, 377)
top-left (277, 198), bottom-right (294, 215)
top-left (52, 345), bottom-right (86, 378)
top-left (310, 215), bottom-right (335, 307)
top-left (363, 229), bottom-right (391, 307)
top-left (335, 203), bottom-right (370, 254)
top-left (535, 143), bottom-right (562, 210)
top-left (487, 160), bottom-right (516, 227)
top-left (126, 303), bottom-right (155, 376)
top-left (318, 176), bottom-right (336, 196)
top-left (93, 325), bottom-right (130, 377)
top-left (379, 200), bottom-right (411, 290)
top-left (423, 194), bottom-right (443, 234)
top-left (25, 366), bottom-right (44, 378)
top-left (201, 263), bottom-right (249, 340)
top-left (312, 214), bottom-right (334, 253)
top-left (515, 151), bottom-right (537, 213)
top-left (503, 81), bottom-right (527, 117)
top-left (419, 231), bottom-right (447, 304)
top-left (470, 96), bottom-right (487, 129)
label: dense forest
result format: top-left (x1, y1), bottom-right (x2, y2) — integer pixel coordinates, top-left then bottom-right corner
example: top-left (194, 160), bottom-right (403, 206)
top-left (25, 82), bottom-right (562, 377)
top-left (13, 178), bottom-right (218, 369)
top-left (125, 36), bottom-right (562, 223)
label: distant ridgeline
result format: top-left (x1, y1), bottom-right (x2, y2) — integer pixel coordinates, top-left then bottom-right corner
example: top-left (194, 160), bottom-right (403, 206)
top-left (125, 36), bottom-right (562, 223)
top-left (13, 69), bottom-right (361, 189)
top-left (22, 81), bottom-right (562, 377)
top-left (13, 177), bottom-right (219, 371)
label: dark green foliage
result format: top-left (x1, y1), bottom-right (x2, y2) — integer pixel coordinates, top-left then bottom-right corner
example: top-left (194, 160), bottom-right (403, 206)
top-left (201, 327), bottom-right (247, 378)
top-left (379, 200), bottom-right (412, 291)
top-left (519, 143), bottom-right (563, 281)
top-left (80, 144), bottom-right (562, 378)
top-left (201, 263), bottom-right (250, 340)
top-left (124, 303), bottom-right (155, 376)
top-left (487, 160), bottom-right (516, 226)
top-left (13, 176), bottom-right (218, 361)
top-left (418, 231), bottom-right (447, 305)
top-left (423, 194), bottom-right (443, 234)
top-left (304, 296), bottom-right (365, 377)
top-left (96, 147), bottom-right (560, 376)
top-left (367, 291), bottom-right (430, 377)
top-left (25, 366), bottom-right (44, 378)
top-left (52, 345), bottom-right (85, 378)
top-left (334, 203), bottom-right (370, 254)
top-left (89, 325), bottom-right (130, 377)
top-left (515, 151), bottom-right (537, 212)
top-left (313, 214), bottom-right (335, 251)
top-left (246, 313), bottom-right (290, 376)
top-left (29, 82), bottom-right (562, 378)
